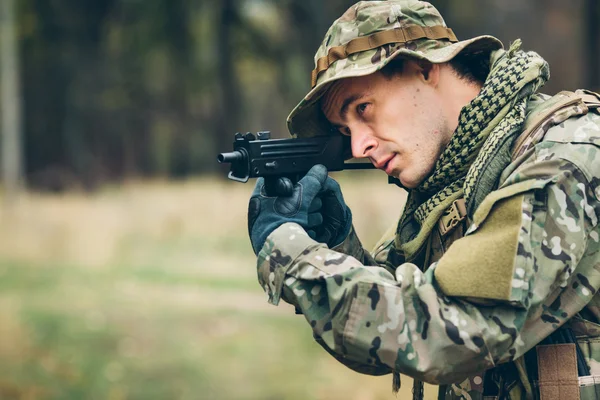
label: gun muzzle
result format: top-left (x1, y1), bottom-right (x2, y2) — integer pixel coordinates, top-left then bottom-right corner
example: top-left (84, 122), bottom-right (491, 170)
top-left (217, 151), bottom-right (244, 164)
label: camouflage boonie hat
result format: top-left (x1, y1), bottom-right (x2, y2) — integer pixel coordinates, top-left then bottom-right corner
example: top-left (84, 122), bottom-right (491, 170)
top-left (287, 0), bottom-right (503, 139)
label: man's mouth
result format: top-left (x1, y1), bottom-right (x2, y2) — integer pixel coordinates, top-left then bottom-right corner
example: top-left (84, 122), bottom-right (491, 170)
top-left (374, 155), bottom-right (396, 175)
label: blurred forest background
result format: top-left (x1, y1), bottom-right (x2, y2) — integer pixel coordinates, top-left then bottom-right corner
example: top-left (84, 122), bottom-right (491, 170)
top-left (0, 1), bottom-right (599, 400)
top-left (2, 0), bottom-right (599, 190)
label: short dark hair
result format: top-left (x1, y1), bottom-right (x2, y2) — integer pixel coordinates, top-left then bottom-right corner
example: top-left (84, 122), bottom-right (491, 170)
top-left (380, 52), bottom-right (490, 85)
top-left (448, 52), bottom-right (490, 85)
top-left (380, 58), bottom-right (407, 79)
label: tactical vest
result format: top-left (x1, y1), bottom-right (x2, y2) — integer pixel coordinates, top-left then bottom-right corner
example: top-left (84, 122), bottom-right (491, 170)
top-left (409, 90), bottom-right (600, 400)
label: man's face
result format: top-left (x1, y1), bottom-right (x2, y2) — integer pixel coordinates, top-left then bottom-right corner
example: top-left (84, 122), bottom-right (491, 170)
top-left (320, 61), bottom-right (452, 189)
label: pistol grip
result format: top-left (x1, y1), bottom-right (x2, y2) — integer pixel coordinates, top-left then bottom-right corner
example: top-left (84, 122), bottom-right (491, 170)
top-left (264, 177), bottom-right (294, 197)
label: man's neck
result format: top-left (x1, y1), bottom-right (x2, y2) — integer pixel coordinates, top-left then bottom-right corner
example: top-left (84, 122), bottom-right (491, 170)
top-left (439, 67), bottom-right (483, 135)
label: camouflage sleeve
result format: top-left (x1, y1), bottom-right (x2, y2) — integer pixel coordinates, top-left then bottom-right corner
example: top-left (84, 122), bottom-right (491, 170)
top-left (330, 225), bottom-right (379, 267)
top-left (329, 225), bottom-right (400, 277)
top-left (256, 141), bottom-right (600, 384)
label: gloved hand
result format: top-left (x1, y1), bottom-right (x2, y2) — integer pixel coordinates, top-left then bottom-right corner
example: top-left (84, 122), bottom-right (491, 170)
top-left (312, 177), bottom-right (352, 248)
top-left (248, 164), bottom-right (329, 255)
top-left (247, 164), bottom-right (353, 255)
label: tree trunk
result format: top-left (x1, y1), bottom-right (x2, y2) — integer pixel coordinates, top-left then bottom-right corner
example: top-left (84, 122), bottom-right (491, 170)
top-left (216, 0), bottom-right (240, 157)
top-left (585, 0), bottom-right (600, 91)
top-left (1, 0), bottom-right (23, 204)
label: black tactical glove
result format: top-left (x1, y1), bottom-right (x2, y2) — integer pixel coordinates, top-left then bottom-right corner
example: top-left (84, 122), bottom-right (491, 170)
top-left (311, 175), bottom-right (352, 248)
top-left (247, 165), bottom-right (329, 255)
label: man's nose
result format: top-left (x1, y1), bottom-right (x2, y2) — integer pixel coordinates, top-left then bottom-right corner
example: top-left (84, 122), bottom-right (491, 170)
top-left (350, 125), bottom-right (377, 158)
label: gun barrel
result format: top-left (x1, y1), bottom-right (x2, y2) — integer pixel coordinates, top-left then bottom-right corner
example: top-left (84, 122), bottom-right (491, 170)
top-left (217, 151), bottom-right (244, 164)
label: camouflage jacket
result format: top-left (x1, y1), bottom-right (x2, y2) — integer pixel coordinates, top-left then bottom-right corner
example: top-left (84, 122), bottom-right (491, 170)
top-left (256, 94), bottom-right (600, 394)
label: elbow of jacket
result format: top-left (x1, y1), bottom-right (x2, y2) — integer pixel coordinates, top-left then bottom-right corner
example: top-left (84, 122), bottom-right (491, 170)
top-left (403, 351), bottom-right (496, 386)
top-left (406, 365), bottom-right (488, 386)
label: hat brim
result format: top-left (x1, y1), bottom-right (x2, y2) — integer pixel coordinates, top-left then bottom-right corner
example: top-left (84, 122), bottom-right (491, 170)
top-left (287, 35), bottom-right (503, 140)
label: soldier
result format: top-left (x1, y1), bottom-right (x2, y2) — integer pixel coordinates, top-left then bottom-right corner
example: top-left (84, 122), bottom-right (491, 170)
top-left (247, 1), bottom-right (600, 398)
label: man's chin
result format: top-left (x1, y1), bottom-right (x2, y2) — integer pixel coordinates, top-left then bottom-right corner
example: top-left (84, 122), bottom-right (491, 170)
top-left (400, 180), bottom-right (419, 189)
top-left (395, 171), bottom-right (422, 189)
top-left (385, 171), bottom-right (416, 189)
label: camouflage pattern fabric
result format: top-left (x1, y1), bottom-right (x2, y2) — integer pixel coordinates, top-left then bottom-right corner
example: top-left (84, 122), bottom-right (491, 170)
top-left (286, 0), bottom-right (502, 141)
top-left (394, 42), bottom-right (549, 263)
top-left (256, 1), bottom-right (600, 398)
top-left (255, 102), bottom-right (600, 398)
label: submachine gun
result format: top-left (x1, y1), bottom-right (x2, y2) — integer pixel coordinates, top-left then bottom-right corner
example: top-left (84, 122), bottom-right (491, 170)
top-left (218, 131), bottom-right (377, 196)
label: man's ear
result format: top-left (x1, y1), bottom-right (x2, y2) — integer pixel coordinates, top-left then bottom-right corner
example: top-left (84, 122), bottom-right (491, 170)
top-left (416, 60), bottom-right (440, 86)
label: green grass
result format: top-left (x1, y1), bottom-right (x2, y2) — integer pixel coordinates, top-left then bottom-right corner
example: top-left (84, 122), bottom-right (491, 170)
top-left (0, 178), bottom-right (439, 399)
top-left (0, 256), bottom-right (392, 400)
top-left (0, 257), bottom-right (316, 400)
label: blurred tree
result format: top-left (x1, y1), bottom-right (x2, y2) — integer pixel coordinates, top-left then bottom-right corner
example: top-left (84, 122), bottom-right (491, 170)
top-left (585, 0), bottom-right (600, 91)
top-left (9, 0), bottom-right (598, 190)
top-left (20, 0), bottom-right (117, 189)
top-left (216, 0), bottom-right (242, 170)
top-left (1, 0), bottom-right (23, 203)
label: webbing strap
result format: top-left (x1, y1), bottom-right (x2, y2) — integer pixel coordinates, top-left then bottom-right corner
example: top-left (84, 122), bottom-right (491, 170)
top-left (311, 25), bottom-right (457, 88)
top-left (511, 90), bottom-right (599, 160)
top-left (579, 89), bottom-right (600, 108)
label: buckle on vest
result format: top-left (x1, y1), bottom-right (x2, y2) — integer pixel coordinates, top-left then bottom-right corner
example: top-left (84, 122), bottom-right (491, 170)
top-left (438, 198), bottom-right (467, 236)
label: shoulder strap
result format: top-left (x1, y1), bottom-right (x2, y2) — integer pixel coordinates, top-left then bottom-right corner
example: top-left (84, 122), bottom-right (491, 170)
top-left (437, 89), bottom-right (600, 241)
top-left (512, 89), bottom-right (600, 160)
top-left (578, 89), bottom-right (600, 109)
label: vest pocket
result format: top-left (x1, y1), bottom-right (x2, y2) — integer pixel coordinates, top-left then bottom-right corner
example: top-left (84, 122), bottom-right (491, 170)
top-left (579, 376), bottom-right (600, 400)
top-left (571, 316), bottom-right (600, 376)
top-left (563, 316), bottom-right (600, 399)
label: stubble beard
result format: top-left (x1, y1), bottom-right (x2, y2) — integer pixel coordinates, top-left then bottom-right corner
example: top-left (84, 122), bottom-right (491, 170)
top-left (410, 112), bottom-right (450, 189)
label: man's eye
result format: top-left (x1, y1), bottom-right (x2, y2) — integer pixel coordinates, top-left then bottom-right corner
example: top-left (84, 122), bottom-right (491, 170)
top-left (357, 103), bottom-right (370, 115)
